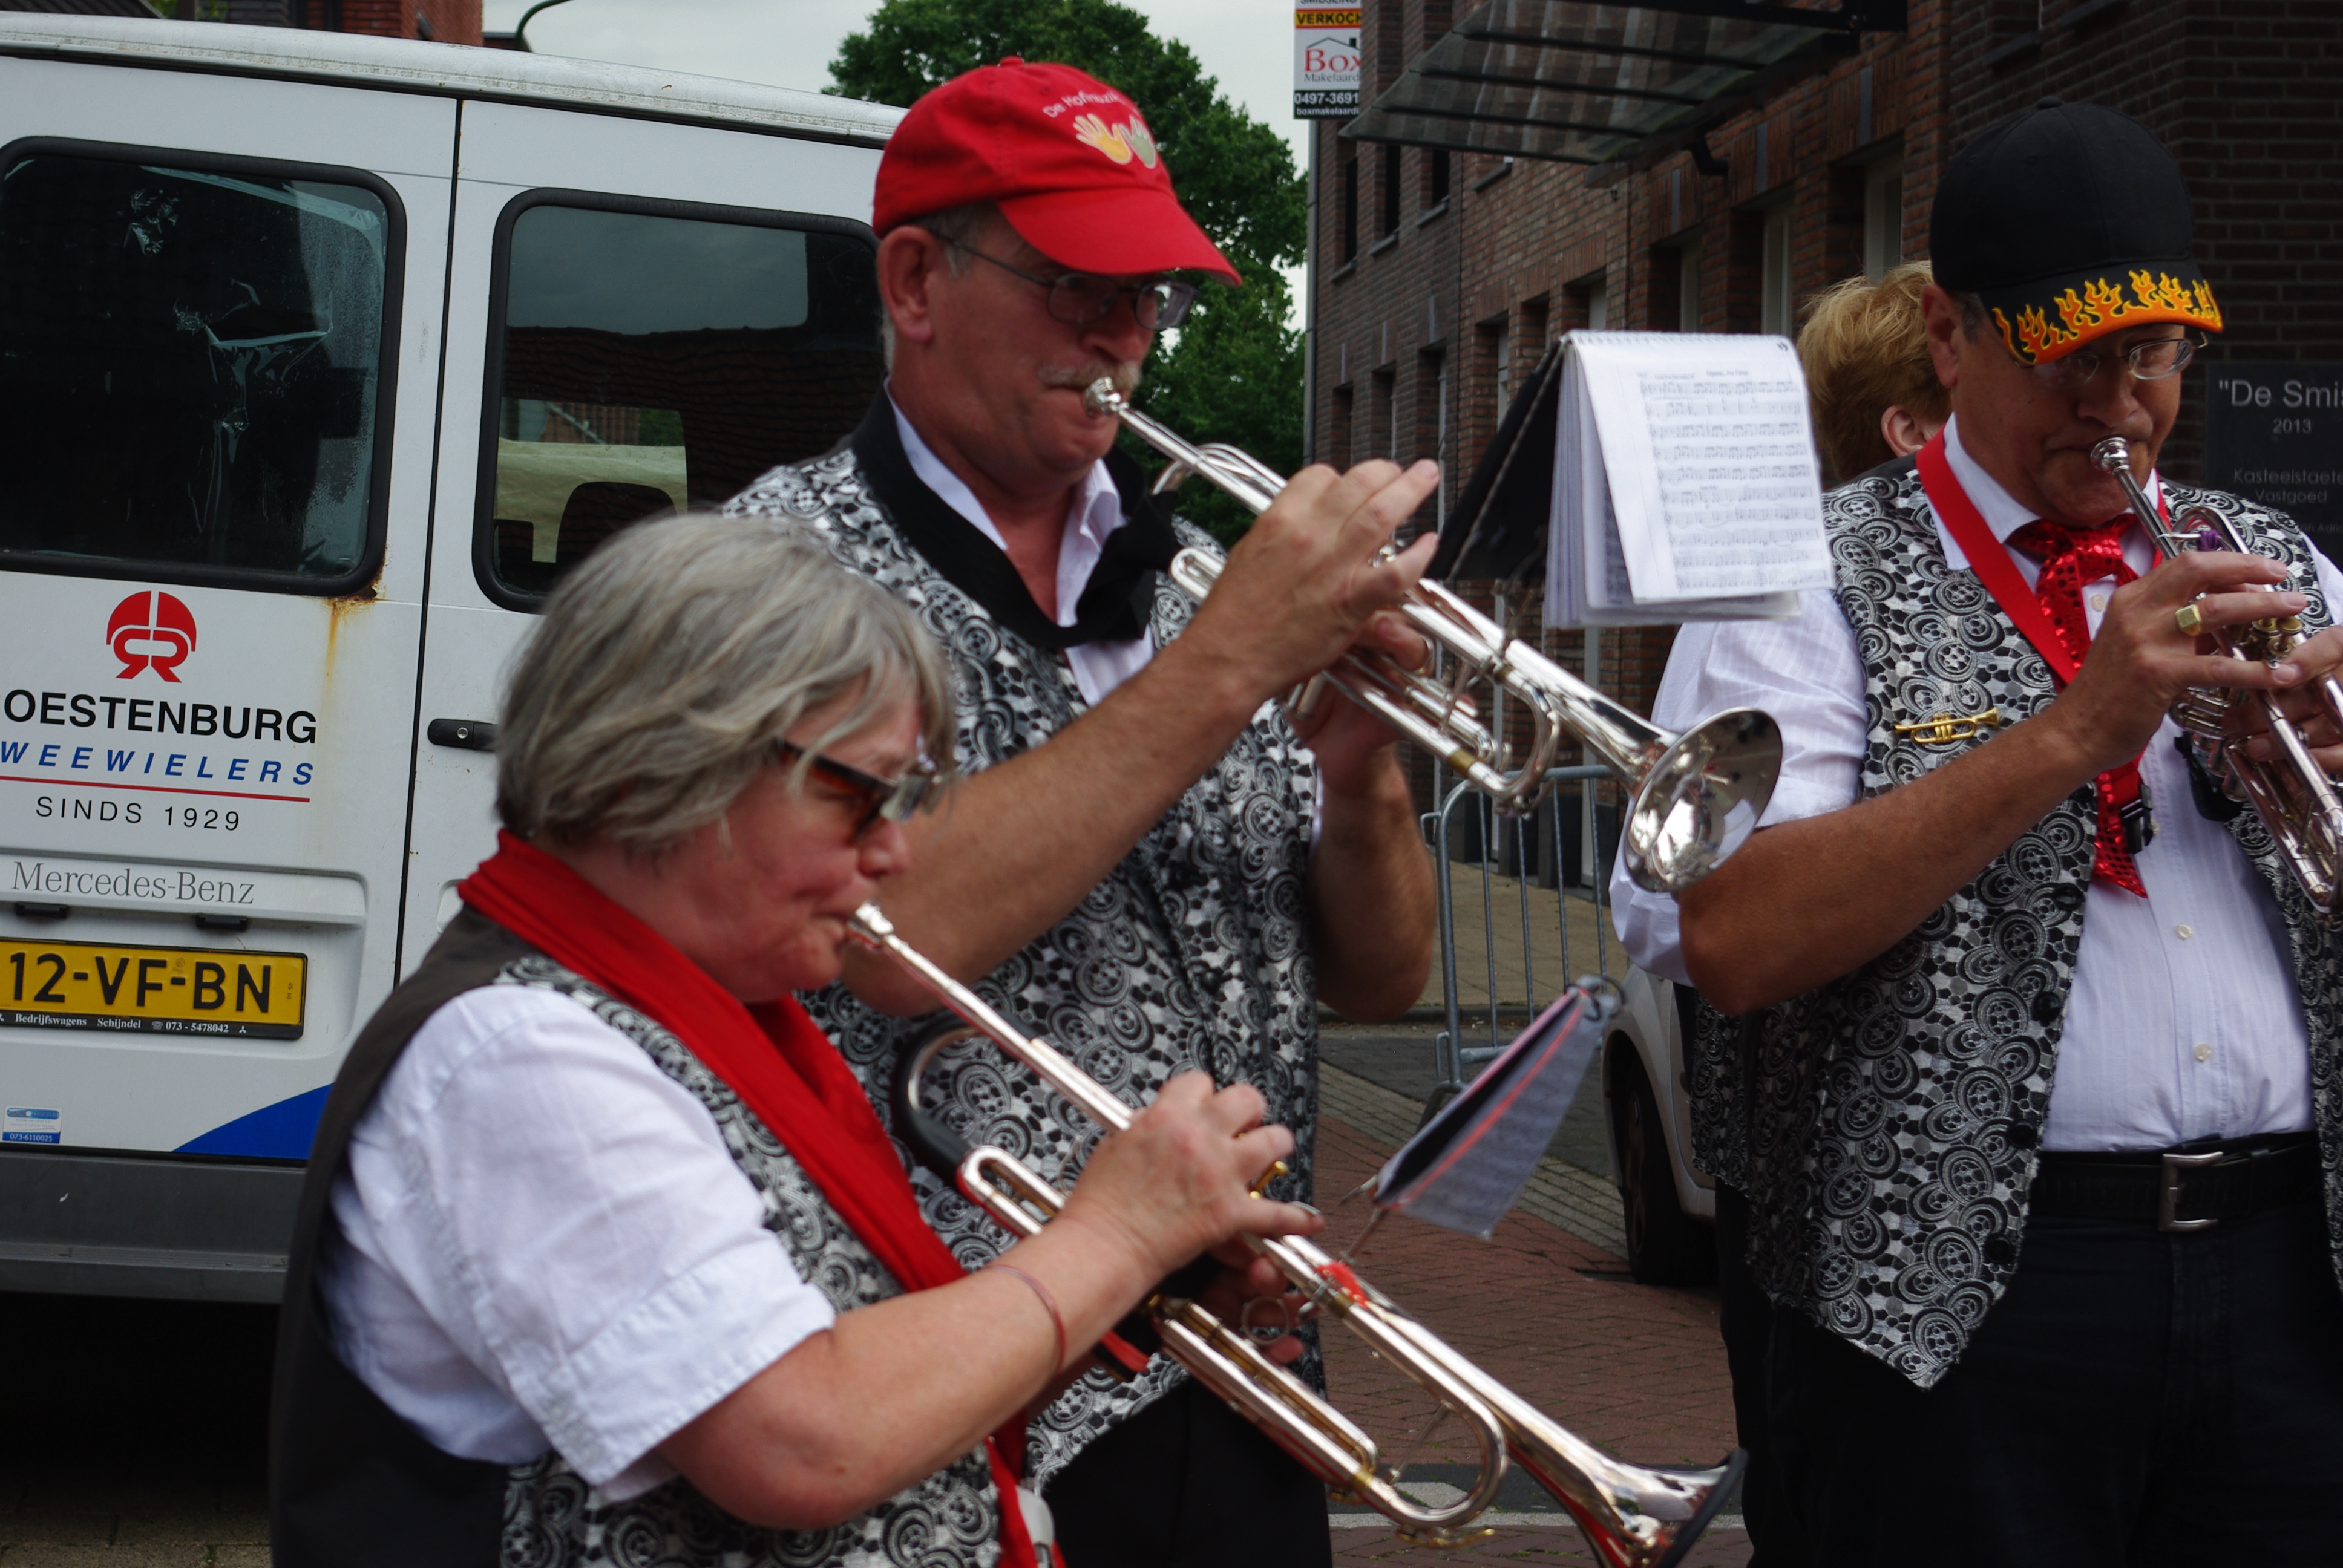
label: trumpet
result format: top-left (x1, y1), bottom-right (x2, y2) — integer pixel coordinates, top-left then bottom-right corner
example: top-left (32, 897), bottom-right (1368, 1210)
top-left (850, 903), bottom-right (1746, 1564)
top-left (1084, 381), bottom-right (1781, 893)
top-left (2092, 437), bottom-right (2343, 922)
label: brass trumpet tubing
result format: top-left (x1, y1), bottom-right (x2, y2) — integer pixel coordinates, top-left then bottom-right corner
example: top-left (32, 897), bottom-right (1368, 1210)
top-left (2092, 437), bottom-right (2343, 922)
top-left (850, 905), bottom-right (1743, 1561)
top-left (960, 1141), bottom-right (1509, 1540)
top-left (1083, 376), bottom-right (1784, 887)
top-left (1172, 543), bottom-right (1522, 794)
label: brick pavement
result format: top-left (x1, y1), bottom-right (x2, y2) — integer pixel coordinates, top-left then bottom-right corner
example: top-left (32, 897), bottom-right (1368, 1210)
top-left (1311, 1107), bottom-right (1748, 1566)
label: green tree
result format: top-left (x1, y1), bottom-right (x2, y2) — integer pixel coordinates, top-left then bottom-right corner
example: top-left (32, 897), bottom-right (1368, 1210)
top-left (830, 0), bottom-right (1305, 540)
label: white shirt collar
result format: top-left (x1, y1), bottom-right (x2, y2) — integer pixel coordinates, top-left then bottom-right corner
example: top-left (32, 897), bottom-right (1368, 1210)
top-left (888, 390), bottom-right (1126, 631)
top-left (1935, 412), bottom-right (2163, 573)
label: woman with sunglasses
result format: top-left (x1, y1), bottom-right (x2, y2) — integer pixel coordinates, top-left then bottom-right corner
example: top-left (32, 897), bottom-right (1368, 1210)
top-left (269, 514), bottom-right (1322, 1568)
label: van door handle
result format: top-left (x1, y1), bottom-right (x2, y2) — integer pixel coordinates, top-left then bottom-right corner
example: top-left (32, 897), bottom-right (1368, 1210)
top-left (427, 719), bottom-right (498, 752)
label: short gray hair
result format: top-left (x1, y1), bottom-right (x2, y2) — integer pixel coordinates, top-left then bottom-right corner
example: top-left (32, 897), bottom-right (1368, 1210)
top-left (1951, 289), bottom-right (1993, 342)
top-left (880, 201), bottom-right (997, 368)
top-left (496, 514), bottom-right (955, 854)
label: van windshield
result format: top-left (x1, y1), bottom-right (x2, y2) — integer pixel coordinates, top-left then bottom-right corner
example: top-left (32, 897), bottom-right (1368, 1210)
top-left (482, 201), bottom-right (881, 603)
top-left (0, 150), bottom-right (392, 587)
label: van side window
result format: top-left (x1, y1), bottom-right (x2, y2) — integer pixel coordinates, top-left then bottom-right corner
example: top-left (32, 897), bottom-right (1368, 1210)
top-left (0, 145), bottom-right (397, 592)
top-left (480, 198), bottom-right (882, 605)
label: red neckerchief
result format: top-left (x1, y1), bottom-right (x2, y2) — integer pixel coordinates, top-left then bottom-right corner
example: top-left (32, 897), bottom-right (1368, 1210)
top-left (1915, 434), bottom-right (2164, 896)
top-left (461, 832), bottom-right (1038, 1567)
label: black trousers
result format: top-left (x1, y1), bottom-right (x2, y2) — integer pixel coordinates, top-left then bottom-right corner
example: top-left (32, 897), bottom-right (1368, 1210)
top-left (1044, 1377), bottom-right (1332, 1568)
top-left (1714, 1184), bottom-right (1812, 1568)
top-left (1767, 1198), bottom-right (2343, 1567)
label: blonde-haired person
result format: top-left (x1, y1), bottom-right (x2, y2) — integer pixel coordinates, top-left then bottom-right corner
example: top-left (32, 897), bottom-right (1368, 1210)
top-left (269, 515), bottom-right (1321, 1568)
top-left (1797, 261), bottom-right (1949, 486)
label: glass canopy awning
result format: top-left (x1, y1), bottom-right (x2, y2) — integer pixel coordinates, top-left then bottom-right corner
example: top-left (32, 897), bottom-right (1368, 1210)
top-left (1345, 0), bottom-right (1901, 168)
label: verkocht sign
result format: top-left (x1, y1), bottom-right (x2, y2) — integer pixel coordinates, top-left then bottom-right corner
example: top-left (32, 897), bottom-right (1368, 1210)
top-left (1294, 7), bottom-right (1360, 119)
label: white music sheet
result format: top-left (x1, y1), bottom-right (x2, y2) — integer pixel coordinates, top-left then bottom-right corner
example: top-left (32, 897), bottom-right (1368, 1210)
top-left (1545, 332), bottom-right (1822, 625)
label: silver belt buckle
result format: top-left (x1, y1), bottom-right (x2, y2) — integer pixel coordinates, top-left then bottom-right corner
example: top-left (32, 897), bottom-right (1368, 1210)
top-left (2158, 1149), bottom-right (2226, 1232)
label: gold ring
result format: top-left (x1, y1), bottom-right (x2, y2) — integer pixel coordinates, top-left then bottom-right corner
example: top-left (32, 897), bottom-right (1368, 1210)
top-left (2175, 603), bottom-right (2204, 637)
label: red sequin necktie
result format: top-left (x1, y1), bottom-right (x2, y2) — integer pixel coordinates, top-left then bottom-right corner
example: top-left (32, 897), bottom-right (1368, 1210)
top-left (2005, 518), bottom-right (2150, 896)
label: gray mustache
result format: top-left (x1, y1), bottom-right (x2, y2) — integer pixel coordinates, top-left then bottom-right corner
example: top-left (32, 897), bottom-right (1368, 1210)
top-left (1043, 361), bottom-right (1142, 397)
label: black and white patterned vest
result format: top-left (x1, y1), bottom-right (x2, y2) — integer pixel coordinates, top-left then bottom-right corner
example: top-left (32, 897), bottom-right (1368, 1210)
top-left (269, 910), bottom-right (1002, 1568)
top-left (1689, 461), bottom-right (2343, 1388)
top-left (496, 957), bottom-right (1002, 1567)
top-left (726, 448), bottom-right (1323, 1485)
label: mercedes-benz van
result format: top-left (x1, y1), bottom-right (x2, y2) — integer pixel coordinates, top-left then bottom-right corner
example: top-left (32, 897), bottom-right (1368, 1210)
top-left (0, 14), bottom-right (894, 1300)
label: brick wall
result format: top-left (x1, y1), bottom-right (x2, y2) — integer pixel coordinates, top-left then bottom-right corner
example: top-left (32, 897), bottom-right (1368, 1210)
top-left (294, 0), bottom-right (480, 44)
top-left (1317, 1), bottom-right (1950, 753)
top-left (1944, 0), bottom-right (2343, 476)
top-left (1314, 0), bottom-right (2339, 809)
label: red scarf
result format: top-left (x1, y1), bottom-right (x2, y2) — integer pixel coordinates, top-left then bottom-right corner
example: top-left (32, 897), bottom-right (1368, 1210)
top-left (1916, 435), bottom-right (2160, 897)
top-left (460, 832), bottom-right (1037, 1568)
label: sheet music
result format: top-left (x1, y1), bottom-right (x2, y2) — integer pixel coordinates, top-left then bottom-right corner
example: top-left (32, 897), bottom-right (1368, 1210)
top-left (1545, 331), bottom-right (1823, 625)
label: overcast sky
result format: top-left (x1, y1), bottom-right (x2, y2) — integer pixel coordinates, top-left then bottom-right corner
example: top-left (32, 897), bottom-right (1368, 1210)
top-left (479, 0), bottom-right (1313, 180)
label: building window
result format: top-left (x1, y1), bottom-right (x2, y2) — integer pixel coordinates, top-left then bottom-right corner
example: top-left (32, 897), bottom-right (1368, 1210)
top-left (1339, 151), bottom-right (1358, 265)
top-left (1331, 384), bottom-right (1354, 470)
top-left (1487, 317), bottom-right (1510, 425)
top-left (1864, 158), bottom-right (1904, 279)
top-left (1680, 243), bottom-right (1703, 331)
top-left (1380, 146), bottom-right (1402, 238)
top-left (1417, 348), bottom-right (1447, 537)
top-left (1760, 206), bottom-right (1793, 336)
top-left (1427, 149), bottom-right (1451, 211)
top-left (1371, 368), bottom-right (1395, 460)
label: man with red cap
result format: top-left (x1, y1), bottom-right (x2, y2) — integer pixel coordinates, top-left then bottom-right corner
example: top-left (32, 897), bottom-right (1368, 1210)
top-left (729, 59), bottom-right (1441, 1566)
top-left (1611, 100), bottom-right (2343, 1564)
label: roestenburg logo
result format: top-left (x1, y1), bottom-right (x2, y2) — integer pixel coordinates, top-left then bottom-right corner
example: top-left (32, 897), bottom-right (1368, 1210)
top-left (107, 590), bottom-right (197, 682)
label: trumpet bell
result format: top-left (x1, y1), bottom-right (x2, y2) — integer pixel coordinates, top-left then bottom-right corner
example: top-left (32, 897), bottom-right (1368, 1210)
top-left (1627, 708), bottom-right (1782, 893)
top-left (1085, 377), bottom-right (1781, 892)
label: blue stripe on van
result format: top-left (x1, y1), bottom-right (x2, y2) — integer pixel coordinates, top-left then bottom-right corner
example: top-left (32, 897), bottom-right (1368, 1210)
top-left (174, 1085), bottom-right (331, 1160)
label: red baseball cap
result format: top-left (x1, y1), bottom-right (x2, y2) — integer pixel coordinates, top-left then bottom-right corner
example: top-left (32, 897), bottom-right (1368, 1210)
top-left (873, 58), bottom-right (1242, 287)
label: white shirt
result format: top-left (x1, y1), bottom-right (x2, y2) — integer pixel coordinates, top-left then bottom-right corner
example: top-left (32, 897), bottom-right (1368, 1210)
top-left (321, 986), bottom-right (836, 1499)
top-left (891, 394), bottom-right (1153, 707)
top-left (1612, 415), bottom-right (2327, 1151)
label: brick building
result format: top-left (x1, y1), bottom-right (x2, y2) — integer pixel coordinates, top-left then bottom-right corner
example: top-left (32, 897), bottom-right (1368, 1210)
top-left (13, 0), bottom-right (488, 43)
top-left (1311, 0), bottom-right (2342, 836)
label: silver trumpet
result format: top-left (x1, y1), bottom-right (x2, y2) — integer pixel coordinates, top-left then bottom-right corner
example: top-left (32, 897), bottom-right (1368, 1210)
top-left (2092, 436), bottom-right (2343, 921)
top-left (1084, 380), bottom-right (1780, 892)
top-left (850, 903), bottom-right (1746, 1564)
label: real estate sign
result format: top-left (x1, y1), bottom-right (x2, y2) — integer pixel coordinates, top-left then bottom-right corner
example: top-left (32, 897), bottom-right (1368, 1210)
top-left (1294, 7), bottom-right (1361, 118)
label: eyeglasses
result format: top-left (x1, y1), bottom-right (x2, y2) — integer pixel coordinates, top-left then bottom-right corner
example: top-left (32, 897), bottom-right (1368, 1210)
top-left (776, 740), bottom-right (940, 838)
top-left (2028, 331), bottom-right (2205, 391)
top-left (946, 240), bottom-right (1198, 332)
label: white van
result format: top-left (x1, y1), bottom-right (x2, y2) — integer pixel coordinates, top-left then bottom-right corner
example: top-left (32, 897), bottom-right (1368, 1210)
top-left (0, 15), bottom-right (896, 1301)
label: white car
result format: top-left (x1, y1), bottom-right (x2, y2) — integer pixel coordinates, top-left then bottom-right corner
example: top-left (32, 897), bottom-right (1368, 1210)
top-left (1597, 963), bottom-right (1718, 1284)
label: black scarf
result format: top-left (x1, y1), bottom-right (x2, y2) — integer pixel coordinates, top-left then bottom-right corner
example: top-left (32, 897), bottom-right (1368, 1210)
top-left (848, 393), bottom-right (1181, 650)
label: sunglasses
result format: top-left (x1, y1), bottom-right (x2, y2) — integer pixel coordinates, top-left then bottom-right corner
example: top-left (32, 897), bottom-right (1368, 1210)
top-left (945, 239), bottom-right (1199, 332)
top-left (775, 740), bottom-right (940, 838)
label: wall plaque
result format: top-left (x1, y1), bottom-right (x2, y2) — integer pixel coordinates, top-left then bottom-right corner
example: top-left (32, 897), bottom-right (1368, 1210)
top-left (2205, 362), bottom-right (2343, 560)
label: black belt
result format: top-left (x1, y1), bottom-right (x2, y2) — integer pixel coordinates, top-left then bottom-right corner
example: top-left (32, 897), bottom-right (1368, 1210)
top-left (2030, 1133), bottom-right (2322, 1232)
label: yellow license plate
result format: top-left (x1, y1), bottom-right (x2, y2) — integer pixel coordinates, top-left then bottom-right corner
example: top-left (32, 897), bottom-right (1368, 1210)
top-left (2, 937), bottom-right (306, 1040)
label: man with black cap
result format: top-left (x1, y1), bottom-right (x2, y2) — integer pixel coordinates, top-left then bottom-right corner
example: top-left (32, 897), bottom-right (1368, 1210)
top-left (1611, 99), bottom-right (2343, 1563)
top-left (729, 59), bottom-right (1440, 1568)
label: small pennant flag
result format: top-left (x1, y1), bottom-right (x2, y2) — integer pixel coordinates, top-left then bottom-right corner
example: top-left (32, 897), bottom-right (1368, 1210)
top-left (1372, 984), bottom-right (1614, 1238)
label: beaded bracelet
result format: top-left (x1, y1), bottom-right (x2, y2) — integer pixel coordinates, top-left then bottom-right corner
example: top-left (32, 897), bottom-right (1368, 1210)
top-left (987, 1263), bottom-right (1068, 1374)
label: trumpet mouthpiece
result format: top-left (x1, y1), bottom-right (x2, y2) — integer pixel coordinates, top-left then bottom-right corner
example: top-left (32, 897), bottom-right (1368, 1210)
top-left (1083, 378), bottom-right (1124, 417)
top-left (2091, 436), bottom-right (2132, 473)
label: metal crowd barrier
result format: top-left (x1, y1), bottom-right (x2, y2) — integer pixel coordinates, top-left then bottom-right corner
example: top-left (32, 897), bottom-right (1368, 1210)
top-left (1423, 765), bottom-right (1616, 1102)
